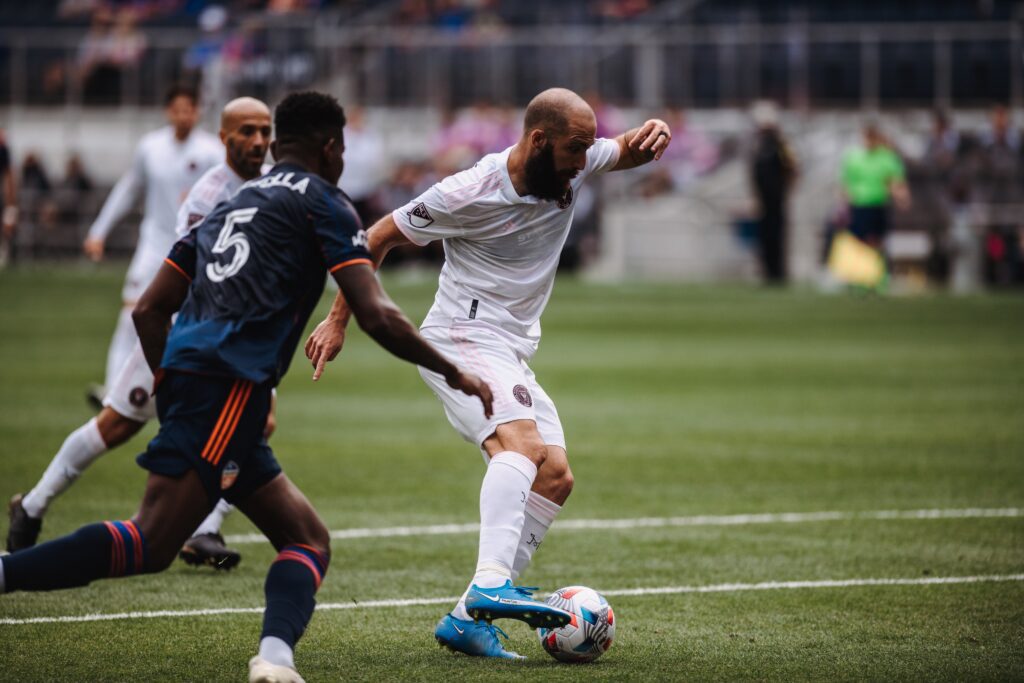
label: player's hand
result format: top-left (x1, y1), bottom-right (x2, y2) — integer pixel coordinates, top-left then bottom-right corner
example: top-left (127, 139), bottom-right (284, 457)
top-left (629, 119), bottom-right (671, 161)
top-left (446, 370), bottom-right (494, 419)
top-left (305, 317), bottom-right (347, 381)
top-left (83, 237), bottom-right (105, 262)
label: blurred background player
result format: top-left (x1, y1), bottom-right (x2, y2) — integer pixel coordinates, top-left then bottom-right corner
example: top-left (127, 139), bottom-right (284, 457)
top-left (305, 87), bottom-right (670, 659)
top-left (0, 127), bottom-right (16, 267)
top-left (750, 101), bottom-right (798, 285)
top-left (82, 83), bottom-right (222, 407)
top-left (0, 91), bottom-right (494, 683)
top-left (6, 97), bottom-right (274, 571)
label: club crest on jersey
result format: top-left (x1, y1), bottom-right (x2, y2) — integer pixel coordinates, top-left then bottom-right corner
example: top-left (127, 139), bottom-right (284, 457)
top-left (409, 202), bottom-right (434, 228)
top-left (557, 187), bottom-right (573, 210)
top-left (129, 387), bottom-right (149, 408)
top-left (221, 461), bottom-right (240, 490)
top-left (513, 384), bottom-right (533, 407)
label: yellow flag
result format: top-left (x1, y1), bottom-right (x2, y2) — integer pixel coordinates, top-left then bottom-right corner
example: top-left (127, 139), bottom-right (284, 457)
top-left (827, 231), bottom-right (887, 288)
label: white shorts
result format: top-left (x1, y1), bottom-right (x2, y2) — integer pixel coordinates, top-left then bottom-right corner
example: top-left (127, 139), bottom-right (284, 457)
top-left (121, 245), bottom-right (164, 303)
top-left (418, 323), bottom-right (565, 455)
top-left (103, 341), bottom-right (157, 422)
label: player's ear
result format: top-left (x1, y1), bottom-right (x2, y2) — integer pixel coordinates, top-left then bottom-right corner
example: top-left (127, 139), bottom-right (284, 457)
top-left (529, 129), bottom-right (548, 151)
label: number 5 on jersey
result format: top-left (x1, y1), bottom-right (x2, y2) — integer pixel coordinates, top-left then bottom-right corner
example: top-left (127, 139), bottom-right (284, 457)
top-left (206, 207), bottom-right (257, 282)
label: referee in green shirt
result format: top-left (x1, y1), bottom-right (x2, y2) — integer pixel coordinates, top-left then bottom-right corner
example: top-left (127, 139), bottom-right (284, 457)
top-left (841, 122), bottom-right (911, 250)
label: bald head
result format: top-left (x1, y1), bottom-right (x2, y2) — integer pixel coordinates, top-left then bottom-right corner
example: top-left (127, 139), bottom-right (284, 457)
top-left (221, 96), bottom-right (271, 130)
top-left (523, 88), bottom-right (594, 136)
top-left (220, 97), bottom-right (272, 180)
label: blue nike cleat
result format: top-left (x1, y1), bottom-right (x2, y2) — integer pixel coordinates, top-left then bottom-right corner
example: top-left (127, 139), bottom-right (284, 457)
top-left (434, 613), bottom-right (525, 659)
top-left (465, 581), bottom-right (573, 629)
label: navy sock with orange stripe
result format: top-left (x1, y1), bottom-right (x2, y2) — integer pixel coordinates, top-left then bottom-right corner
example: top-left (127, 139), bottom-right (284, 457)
top-left (260, 545), bottom-right (329, 649)
top-left (1, 520), bottom-right (147, 592)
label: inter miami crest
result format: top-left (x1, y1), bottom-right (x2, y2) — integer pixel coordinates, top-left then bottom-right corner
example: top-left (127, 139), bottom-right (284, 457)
top-left (557, 186), bottom-right (574, 210)
top-left (129, 387), bottom-right (149, 408)
top-left (513, 384), bottom-right (533, 407)
top-left (408, 202), bottom-right (435, 228)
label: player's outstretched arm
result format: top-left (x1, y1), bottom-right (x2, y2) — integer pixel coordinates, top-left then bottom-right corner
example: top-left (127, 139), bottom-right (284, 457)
top-left (610, 119), bottom-right (672, 171)
top-left (132, 260), bottom-right (191, 374)
top-left (306, 214), bottom-right (413, 380)
top-left (331, 262), bottom-right (493, 418)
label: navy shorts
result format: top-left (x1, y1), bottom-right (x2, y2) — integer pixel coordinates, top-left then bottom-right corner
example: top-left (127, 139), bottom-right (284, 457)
top-left (137, 370), bottom-right (281, 507)
top-left (849, 206), bottom-right (889, 245)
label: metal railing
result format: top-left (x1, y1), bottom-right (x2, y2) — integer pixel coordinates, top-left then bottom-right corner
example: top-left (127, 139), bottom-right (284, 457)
top-left (0, 19), bottom-right (1020, 111)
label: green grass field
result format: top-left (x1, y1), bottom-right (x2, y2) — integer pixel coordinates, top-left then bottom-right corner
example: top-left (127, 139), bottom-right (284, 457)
top-left (1, 264), bottom-right (1023, 682)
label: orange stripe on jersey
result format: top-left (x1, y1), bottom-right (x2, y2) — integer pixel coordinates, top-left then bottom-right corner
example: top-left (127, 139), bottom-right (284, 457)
top-left (207, 381), bottom-right (252, 466)
top-left (201, 381), bottom-right (243, 462)
top-left (163, 258), bottom-right (192, 282)
top-left (329, 258), bottom-right (373, 273)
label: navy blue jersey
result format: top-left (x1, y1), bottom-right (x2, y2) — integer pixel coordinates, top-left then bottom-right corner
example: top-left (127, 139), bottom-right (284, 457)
top-left (162, 163), bottom-right (371, 384)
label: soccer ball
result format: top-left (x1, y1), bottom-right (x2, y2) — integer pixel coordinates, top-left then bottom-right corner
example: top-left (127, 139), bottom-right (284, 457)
top-left (536, 586), bottom-right (615, 663)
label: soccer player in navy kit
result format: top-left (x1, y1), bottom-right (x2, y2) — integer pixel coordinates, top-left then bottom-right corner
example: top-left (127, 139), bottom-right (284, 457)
top-left (0, 92), bottom-right (493, 683)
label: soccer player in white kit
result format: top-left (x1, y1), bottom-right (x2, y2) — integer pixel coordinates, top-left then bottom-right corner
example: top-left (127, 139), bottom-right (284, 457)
top-left (305, 88), bottom-right (672, 658)
top-left (6, 98), bottom-right (274, 569)
top-left (83, 84), bottom-right (222, 402)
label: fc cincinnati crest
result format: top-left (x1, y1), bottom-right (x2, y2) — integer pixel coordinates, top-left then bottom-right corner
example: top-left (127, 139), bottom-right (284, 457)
top-left (408, 202), bottom-right (435, 228)
top-left (221, 461), bottom-right (240, 490)
top-left (129, 387), bottom-right (149, 408)
top-left (557, 186), bottom-right (573, 210)
top-left (513, 384), bottom-right (533, 407)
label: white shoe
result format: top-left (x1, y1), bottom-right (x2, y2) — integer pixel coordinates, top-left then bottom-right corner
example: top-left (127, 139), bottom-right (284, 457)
top-left (248, 656), bottom-right (305, 683)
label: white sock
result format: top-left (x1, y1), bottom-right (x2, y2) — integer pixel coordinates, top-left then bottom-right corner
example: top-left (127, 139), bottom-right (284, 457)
top-left (21, 417), bottom-right (108, 519)
top-left (257, 636), bottom-right (295, 670)
top-left (192, 499), bottom-right (234, 537)
top-left (472, 451), bottom-right (537, 589)
top-left (511, 492), bottom-right (561, 581)
top-left (104, 307), bottom-right (137, 390)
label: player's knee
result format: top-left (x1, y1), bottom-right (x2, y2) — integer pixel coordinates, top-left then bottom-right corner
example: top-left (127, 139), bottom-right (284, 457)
top-left (544, 460), bottom-right (574, 502)
top-left (518, 441), bottom-right (549, 467)
top-left (142, 540), bottom-right (178, 573)
top-left (96, 408), bottom-right (144, 448)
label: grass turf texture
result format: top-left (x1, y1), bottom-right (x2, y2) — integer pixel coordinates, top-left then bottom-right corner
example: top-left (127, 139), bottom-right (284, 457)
top-left (1, 263), bottom-right (1022, 681)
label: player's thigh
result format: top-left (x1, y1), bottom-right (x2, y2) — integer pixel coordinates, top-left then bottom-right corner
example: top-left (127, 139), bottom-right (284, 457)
top-left (235, 473), bottom-right (329, 556)
top-left (134, 469), bottom-right (212, 570)
top-left (419, 325), bottom-right (538, 448)
top-left (103, 341), bottom-right (157, 424)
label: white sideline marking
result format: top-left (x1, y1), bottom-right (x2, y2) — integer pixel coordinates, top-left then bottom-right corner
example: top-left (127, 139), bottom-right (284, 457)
top-left (224, 507), bottom-right (1023, 545)
top-left (2, 574), bottom-right (1022, 626)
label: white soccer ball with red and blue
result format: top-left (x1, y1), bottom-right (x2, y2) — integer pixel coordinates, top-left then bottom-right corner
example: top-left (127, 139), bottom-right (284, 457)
top-left (536, 586), bottom-right (615, 663)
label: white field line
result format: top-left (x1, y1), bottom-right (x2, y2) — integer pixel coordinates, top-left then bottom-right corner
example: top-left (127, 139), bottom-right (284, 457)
top-left (224, 507), bottom-right (1023, 545)
top-left (2, 574), bottom-right (1022, 626)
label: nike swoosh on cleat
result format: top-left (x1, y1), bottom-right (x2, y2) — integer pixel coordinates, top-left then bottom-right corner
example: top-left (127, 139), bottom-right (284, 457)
top-left (477, 592), bottom-right (503, 602)
top-left (453, 624), bottom-right (465, 634)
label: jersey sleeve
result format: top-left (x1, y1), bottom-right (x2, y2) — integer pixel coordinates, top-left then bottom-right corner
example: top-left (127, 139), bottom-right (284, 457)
top-left (310, 186), bottom-right (373, 273)
top-left (174, 168), bottom-right (223, 238)
top-left (88, 141), bottom-right (146, 241)
top-left (164, 229), bottom-right (197, 281)
top-left (391, 181), bottom-right (465, 246)
top-left (584, 137), bottom-right (622, 177)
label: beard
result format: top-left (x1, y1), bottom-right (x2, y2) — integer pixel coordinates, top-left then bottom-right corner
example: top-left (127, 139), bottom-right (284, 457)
top-left (523, 143), bottom-right (571, 201)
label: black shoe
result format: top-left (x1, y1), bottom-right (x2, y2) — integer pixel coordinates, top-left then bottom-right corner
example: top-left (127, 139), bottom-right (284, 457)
top-left (85, 383), bottom-right (105, 413)
top-left (6, 494), bottom-right (42, 552)
top-left (178, 532), bottom-right (241, 571)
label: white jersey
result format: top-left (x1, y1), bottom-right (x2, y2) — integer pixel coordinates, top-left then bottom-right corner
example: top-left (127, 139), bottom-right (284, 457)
top-left (88, 126), bottom-right (222, 299)
top-left (174, 161), bottom-right (254, 237)
top-left (393, 138), bottom-right (620, 356)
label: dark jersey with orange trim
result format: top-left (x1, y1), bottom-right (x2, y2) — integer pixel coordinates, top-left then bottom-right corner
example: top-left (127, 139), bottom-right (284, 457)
top-left (161, 163), bottom-right (371, 385)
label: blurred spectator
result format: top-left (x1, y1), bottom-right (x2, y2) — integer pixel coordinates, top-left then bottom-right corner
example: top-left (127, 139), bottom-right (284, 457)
top-left (916, 111), bottom-right (971, 286)
top-left (21, 153), bottom-right (52, 194)
top-left (20, 153), bottom-right (61, 249)
top-left (749, 101), bottom-right (797, 284)
top-left (839, 121), bottom-right (911, 254)
top-left (78, 6), bottom-right (147, 105)
top-left (976, 104), bottom-right (1023, 285)
top-left (0, 130), bottom-right (16, 266)
top-left (338, 106), bottom-right (387, 227)
top-left (431, 101), bottom-right (517, 170)
top-left (634, 108), bottom-right (718, 196)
